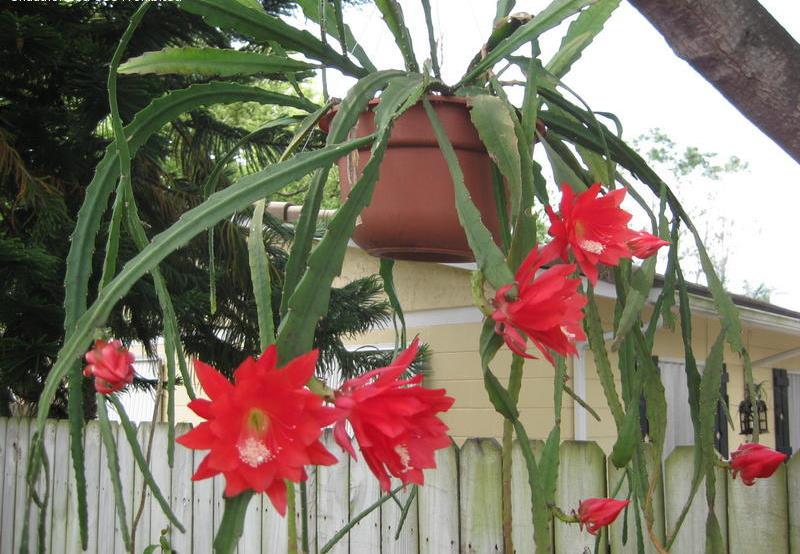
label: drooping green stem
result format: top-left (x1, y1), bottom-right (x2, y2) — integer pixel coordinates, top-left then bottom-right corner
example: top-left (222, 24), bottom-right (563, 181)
top-left (319, 484), bottom-right (404, 554)
top-left (287, 482), bottom-right (298, 554)
top-left (501, 354), bottom-right (524, 553)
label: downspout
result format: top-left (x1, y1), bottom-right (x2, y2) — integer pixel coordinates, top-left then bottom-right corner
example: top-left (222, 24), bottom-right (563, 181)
top-left (266, 201), bottom-right (336, 223)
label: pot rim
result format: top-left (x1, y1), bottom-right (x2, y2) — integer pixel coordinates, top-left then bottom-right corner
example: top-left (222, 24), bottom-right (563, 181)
top-left (318, 93), bottom-right (468, 134)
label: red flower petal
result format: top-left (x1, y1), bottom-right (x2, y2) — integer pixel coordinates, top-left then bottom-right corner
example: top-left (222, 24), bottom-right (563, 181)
top-left (177, 347), bottom-right (336, 516)
top-left (333, 341), bottom-right (453, 490)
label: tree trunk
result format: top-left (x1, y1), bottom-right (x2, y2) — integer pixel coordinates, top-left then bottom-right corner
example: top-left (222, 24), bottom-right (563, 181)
top-left (628, 0), bottom-right (800, 164)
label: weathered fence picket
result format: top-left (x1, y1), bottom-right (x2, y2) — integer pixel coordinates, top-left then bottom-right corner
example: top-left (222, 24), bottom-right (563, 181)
top-left (347, 442), bottom-right (381, 552)
top-left (790, 454), bottom-right (800, 553)
top-left (418, 442), bottom-right (459, 553)
top-left (3, 418), bottom-right (800, 553)
top-left (460, 438), bottom-right (503, 553)
top-left (607, 446), bottom-right (665, 554)
top-left (556, 440), bottom-right (608, 554)
top-left (664, 446), bottom-right (728, 554)
top-left (317, 430), bottom-right (349, 554)
top-left (510, 439), bottom-right (544, 553)
top-left (728, 460), bottom-right (788, 554)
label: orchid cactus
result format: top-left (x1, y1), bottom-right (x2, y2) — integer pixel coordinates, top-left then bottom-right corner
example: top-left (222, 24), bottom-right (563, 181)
top-left (20, 0), bottom-right (772, 553)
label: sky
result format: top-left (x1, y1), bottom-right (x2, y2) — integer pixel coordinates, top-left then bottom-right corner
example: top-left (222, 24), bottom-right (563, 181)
top-left (292, 1), bottom-right (800, 311)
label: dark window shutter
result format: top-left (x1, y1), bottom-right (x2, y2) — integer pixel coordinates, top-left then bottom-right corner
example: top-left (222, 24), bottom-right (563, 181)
top-left (773, 368), bottom-right (791, 457)
top-left (714, 365), bottom-right (729, 457)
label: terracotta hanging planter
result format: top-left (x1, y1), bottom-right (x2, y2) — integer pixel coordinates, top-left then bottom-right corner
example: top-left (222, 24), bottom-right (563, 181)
top-left (320, 95), bottom-right (503, 263)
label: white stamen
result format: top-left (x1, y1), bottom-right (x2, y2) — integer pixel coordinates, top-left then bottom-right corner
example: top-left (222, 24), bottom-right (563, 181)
top-left (237, 437), bottom-right (274, 467)
top-left (579, 239), bottom-right (604, 254)
top-left (561, 326), bottom-right (576, 341)
top-left (395, 444), bottom-right (411, 473)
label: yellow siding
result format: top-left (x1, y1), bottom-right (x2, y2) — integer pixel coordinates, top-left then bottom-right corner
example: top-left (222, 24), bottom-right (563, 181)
top-left (169, 246), bottom-right (799, 458)
top-left (340, 247), bottom-right (798, 454)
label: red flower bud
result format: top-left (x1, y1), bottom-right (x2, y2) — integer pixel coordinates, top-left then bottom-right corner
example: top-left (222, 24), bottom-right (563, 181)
top-left (628, 230), bottom-right (670, 259)
top-left (83, 339), bottom-right (135, 394)
top-left (577, 498), bottom-right (629, 534)
top-left (729, 443), bottom-right (787, 486)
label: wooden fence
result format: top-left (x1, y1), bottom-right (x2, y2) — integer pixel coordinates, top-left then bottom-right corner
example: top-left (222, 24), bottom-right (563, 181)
top-left (1, 417), bottom-right (798, 553)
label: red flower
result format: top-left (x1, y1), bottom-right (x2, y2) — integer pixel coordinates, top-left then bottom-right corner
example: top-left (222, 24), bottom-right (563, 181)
top-left (578, 498), bottom-right (629, 534)
top-left (491, 246), bottom-right (586, 363)
top-left (83, 339), bottom-right (135, 394)
top-left (545, 183), bottom-right (636, 284)
top-left (176, 347), bottom-right (339, 515)
top-left (333, 339), bottom-right (454, 492)
top-left (628, 230), bottom-right (670, 259)
top-left (729, 443), bottom-right (787, 486)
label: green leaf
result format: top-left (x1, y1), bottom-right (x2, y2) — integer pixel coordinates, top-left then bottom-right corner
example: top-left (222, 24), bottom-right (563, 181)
top-left (495, 0), bottom-right (517, 18)
top-left (423, 98), bottom-right (514, 289)
top-left (512, 421), bottom-right (553, 552)
top-left (63, 82), bottom-right (315, 350)
top-left (119, 48), bottom-right (316, 76)
top-left (109, 396), bottom-right (185, 532)
top-left (248, 200), bottom-right (275, 351)
top-left (375, 0), bottom-right (419, 72)
top-left (700, 330), bottom-right (726, 465)
top-left (542, 134), bottom-right (590, 189)
top-left (67, 370), bottom-right (88, 550)
top-left (419, 0), bottom-right (441, 79)
top-left (379, 258), bottom-right (407, 352)
top-left (546, 0), bottom-right (620, 78)
top-left (458, 0), bottom-right (596, 86)
top-left (179, 0), bottom-right (368, 77)
top-left (36, 134), bottom-right (373, 444)
top-left (466, 95), bottom-right (522, 218)
top-left (213, 492), bottom-right (254, 554)
top-left (295, 0), bottom-right (377, 73)
top-left (610, 405), bottom-right (640, 468)
top-left (277, 75), bottom-right (424, 363)
top-left (280, 71), bottom-right (405, 316)
top-left (583, 286), bottom-right (625, 427)
top-left (633, 330), bottom-right (666, 460)
top-left (97, 398), bottom-right (132, 552)
top-left (611, 256), bottom-right (657, 351)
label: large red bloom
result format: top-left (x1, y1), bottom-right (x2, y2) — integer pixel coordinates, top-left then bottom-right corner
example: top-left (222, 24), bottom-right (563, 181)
top-left (83, 339), bottom-right (135, 394)
top-left (176, 347), bottom-right (338, 515)
top-left (578, 498), bottom-right (629, 534)
top-left (729, 443), bottom-right (787, 486)
top-left (491, 246), bottom-right (586, 363)
top-left (333, 339), bottom-right (454, 492)
top-left (545, 183), bottom-right (637, 284)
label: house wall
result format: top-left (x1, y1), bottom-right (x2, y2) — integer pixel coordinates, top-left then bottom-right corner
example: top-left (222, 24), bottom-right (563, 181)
top-left (337, 246), bottom-right (798, 454)
top-left (166, 246), bottom-right (799, 457)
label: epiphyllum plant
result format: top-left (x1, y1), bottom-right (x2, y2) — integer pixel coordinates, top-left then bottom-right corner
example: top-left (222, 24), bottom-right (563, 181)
top-left (20, 0), bottom-right (774, 553)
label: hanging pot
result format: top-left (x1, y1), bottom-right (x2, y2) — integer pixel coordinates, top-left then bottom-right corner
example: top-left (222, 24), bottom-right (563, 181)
top-left (320, 95), bottom-right (503, 263)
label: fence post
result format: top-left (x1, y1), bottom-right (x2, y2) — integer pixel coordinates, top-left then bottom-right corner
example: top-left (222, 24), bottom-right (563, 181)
top-left (419, 441), bottom-right (459, 553)
top-left (51, 420), bottom-right (71, 554)
top-left (728, 455), bottom-right (788, 554)
top-left (348, 449), bottom-right (381, 552)
top-left (607, 445), bottom-right (665, 553)
top-left (510, 438), bottom-right (545, 553)
top-left (381, 477), bottom-right (419, 554)
top-left (316, 429), bottom-right (349, 554)
top-left (664, 446), bottom-right (728, 553)
top-left (554, 440), bottom-right (607, 553)
top-left (460, 438), bottom-right (503, 553)
top-left (170, 423), bottom-right (194, 553)
top-left (788, 452), bottom-right (800, 552)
